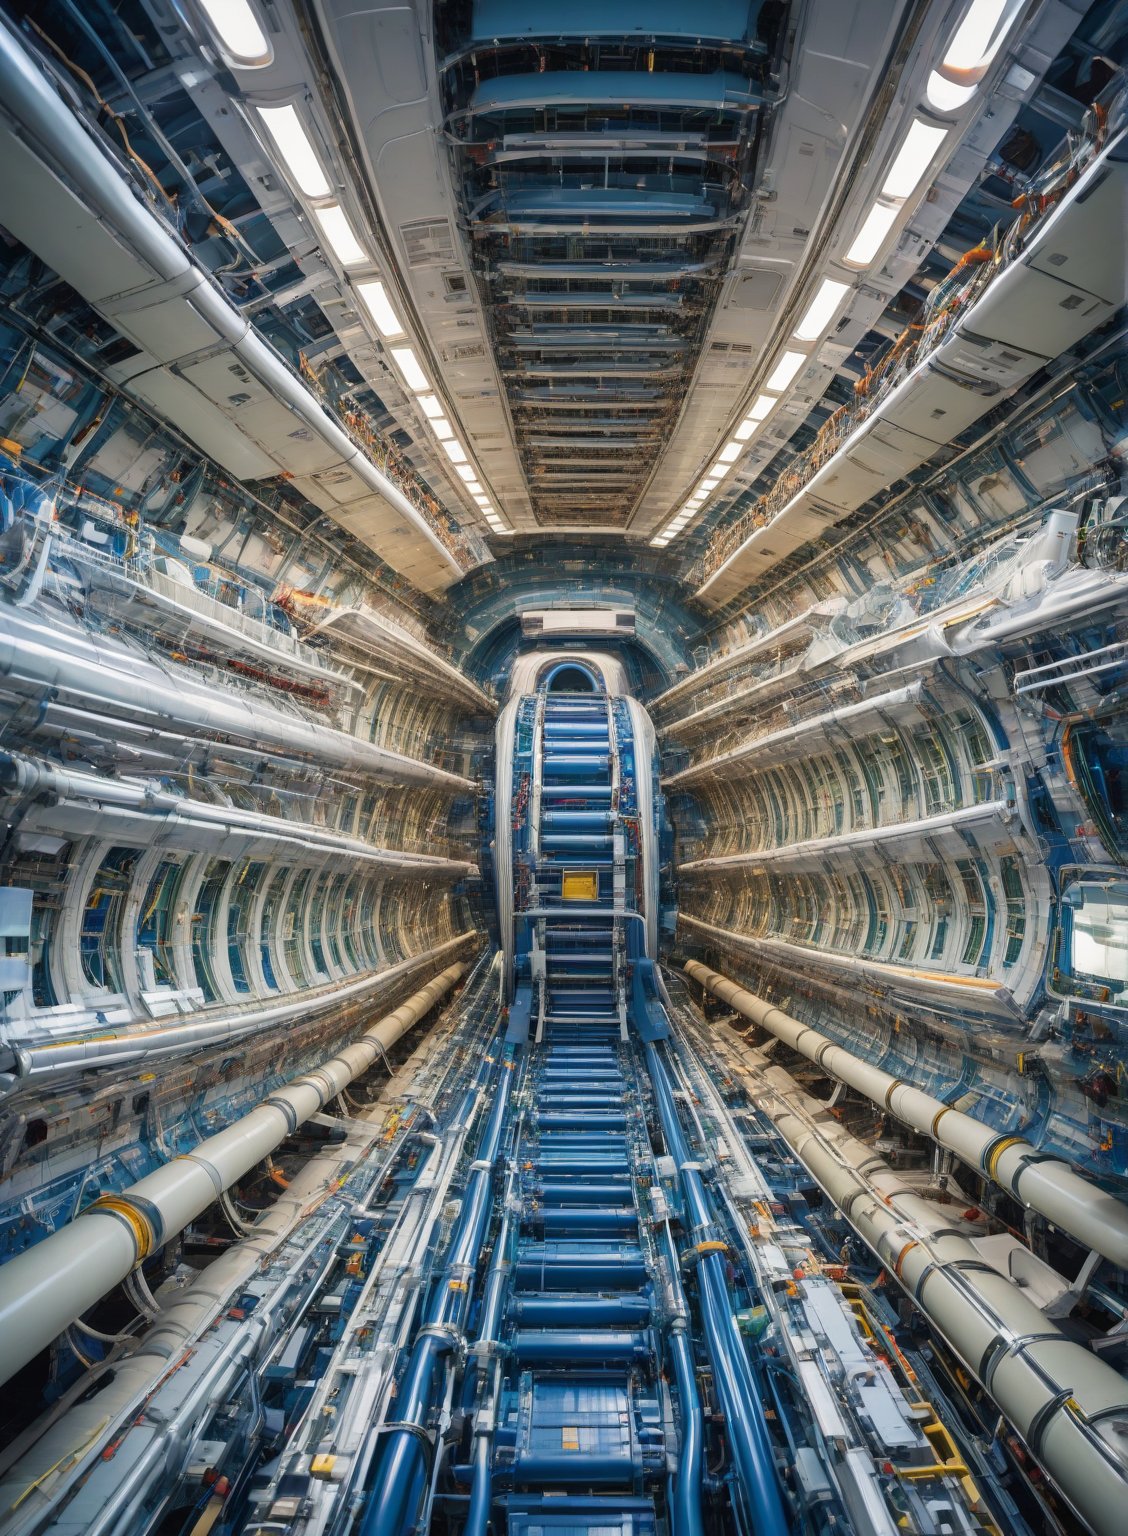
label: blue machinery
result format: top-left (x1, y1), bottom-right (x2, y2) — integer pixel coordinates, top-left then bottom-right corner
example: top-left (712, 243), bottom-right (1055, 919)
top-left (350, 656), bottom-right (1005, 1536)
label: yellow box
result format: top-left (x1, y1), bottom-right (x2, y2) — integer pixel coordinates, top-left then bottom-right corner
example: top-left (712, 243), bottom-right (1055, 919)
top-left (561, 1427), bottom-right (580, 1451)
top-left (561, 870), bottom-right (598, 901)
top-left (311, 1455), bottom-right (337, 1479)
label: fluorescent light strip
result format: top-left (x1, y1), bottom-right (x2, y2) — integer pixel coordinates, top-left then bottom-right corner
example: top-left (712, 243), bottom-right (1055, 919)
top-left (418, 394), bottom-right (443, 420)
top-left (431, 418), bottom-right (454, 440)
top-left (795, 278), bottom-right (850, 342)
top-left (700, 477), bottom-right (721, 492)
top-left (455, 464), bottom-right (476, 482)
top-left (709, 460), bottom-right (731, 478)
top-left (312, 204), bottom-right (367, 267)
top-left (943, 0), bottom-right (1012, 70)
top-left (255, 105), bottom-right (329, 197)
top-left (718, 441), bottom-right (741, 463)
top-left (356, 279), bottom-right (404, 339)
top-left (442, 439), bottom-right (468, 465)
top-left (845, 201), bottom-right (900, 266)
top-left (199, 0), bottom-right (270, 64)
top-left (734, 419), bottom-right (757, 441)
top-left (765, 350), bottom-right (806, 392)
top-left (466, 481), bottom-right (484, 495)
top-left (473, 494), bottom-right (490, 506)
top-left (390, 347), bottom-right (429, 392)
top-left (881, 119), bottom-right (949, 201)
top-left (748, 394), bottom-right (776, 421)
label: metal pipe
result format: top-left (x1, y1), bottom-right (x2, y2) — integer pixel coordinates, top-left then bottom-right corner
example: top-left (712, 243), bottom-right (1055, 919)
top-left (645, 1042), bottom-right (788, 1536)
top-left (4, 934), bottom-right (476, 1084)
top-left (0, 17), bottom-right (462, 576)
top-left (727, 1034), bottom-right (1128, 1536)
top-left (685, 961), bottom-right (1128, 1269)
top-left (0, 608), bottom-right (473, 791)
top-left (360, 1046), bottom-right (515, 1536)
top-left (0, 963), bottom-right (466, 1386)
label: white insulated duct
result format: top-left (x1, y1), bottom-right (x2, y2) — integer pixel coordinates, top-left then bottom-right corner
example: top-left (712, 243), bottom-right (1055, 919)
top-left (723, 1030), bottom-right (1128, 1536)
top-left (686, 961), bottom-right (1128, 1269)
top-left (0, 962), bottom-right (466, 1387)
top-left (0, 19), bottom-right (464, 589)
top-left (0, 608), bottom-right (474, 792)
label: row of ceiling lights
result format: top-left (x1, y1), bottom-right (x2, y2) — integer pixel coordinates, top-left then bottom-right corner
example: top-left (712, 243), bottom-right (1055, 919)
top-left (650, 0), bottom-right (1023, 551)
top-left (197, 0), bottom-right (509, 537)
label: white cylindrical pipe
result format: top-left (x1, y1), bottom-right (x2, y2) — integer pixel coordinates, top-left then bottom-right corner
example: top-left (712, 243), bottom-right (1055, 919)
top-left (0, 609), bottom-right (473, 792)
top-left (727, 1039), bottom-right (1128, 1535)
top-left (0, 963), bottom-right (465, 1386)
top-left (686, 961), bottom-right (1128, 1268)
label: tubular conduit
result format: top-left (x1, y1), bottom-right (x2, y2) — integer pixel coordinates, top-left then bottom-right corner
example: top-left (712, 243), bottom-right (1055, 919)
top-left (0, 609), bottom-right (474, 792)
top-left (645, 1041), bottom-right (788, 1536)
top-left (0, 18), bottom-right (463, 576)
top-left (0, 963), bottom-right (466, 1387)
top-left (360, 1046), bottom-right (515, 1536)
top-left (723, 1031), bottom-right (1128, 1536)
top-left (686, 961), bottom-right (1128, 1269)
top-left (4, 934), bottom-right (477, 1082)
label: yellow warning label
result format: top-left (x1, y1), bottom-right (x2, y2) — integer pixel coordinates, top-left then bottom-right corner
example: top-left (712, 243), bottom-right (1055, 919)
top-left (562, 1427), bottom-right (580, 1450)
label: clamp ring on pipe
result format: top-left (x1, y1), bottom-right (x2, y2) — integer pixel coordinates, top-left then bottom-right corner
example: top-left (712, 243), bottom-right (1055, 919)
top-left (983, 1134), bottom-right (1024, 1182)
top-left (86, 1193), bottom-right (160, 1263)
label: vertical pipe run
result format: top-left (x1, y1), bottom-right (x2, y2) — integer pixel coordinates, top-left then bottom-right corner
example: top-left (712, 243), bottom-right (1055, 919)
top-left (645, 1042), bottom-right (789, 1536)
top-left (360, 1046), bottom-right (515, 1536)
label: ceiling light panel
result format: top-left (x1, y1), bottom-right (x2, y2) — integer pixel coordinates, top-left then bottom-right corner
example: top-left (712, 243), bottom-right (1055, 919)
top-left (794, 278), bottom-right (850, 342)
top-left (312, 204), bottom-right (367, 267)
top-left (390, 348), bottom-right (429, 392)
top-left (765, 350), bottom-right (806, 392)
top-left (748, 394), bottom-right (776, 420)
top-left (431, 418), bottom-right (454, 440)
top-left (943, 0), bottom-right (1015, 70)
top-left (845, 201), bottom-right (901, 266)
top-left (881, 119), bottom-right (949, 200)
top-left (356, 279), bottom-right (404, 339)
top-left (418, 394), bottom-right (443, 419)
top-left (442, 439), bottom-right (468, 464)
top-left (199, 0), bottom-right (271, 65)
top-left (719, 441), bottom-right (741, 463)
top-left (255, 105), bottom-right (329, 196)
top-left (455, 464), bottom-right (476, 482)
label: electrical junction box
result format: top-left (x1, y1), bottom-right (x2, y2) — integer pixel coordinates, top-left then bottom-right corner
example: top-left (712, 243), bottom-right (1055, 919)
top-left (561, 870), bottom-right (598, 901)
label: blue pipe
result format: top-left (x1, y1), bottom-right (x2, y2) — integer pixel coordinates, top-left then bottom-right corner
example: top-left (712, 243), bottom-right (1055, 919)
top-left (645, 1042), bottom-right (789, 1536)
top-left (360, 1045), bottom-right (515, 1536)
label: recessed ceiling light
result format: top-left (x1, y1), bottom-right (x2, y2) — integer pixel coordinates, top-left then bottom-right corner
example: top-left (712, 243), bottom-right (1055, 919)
top-left (765, 350), bottom-right (806, 392)
top-left (390, 347), bottom-right (429, 392)
top-left (845, 202), bottom-right (900, 267)
top-left (431, 418), bottom-right (454, 440)
top-left (719, 441), bottom-right (741, 463)
top-left (943, 0), bottom-right (1015, 71)
top-left (356, 279), bottom-right (404, 339)
top-left (474, 494), bottom-right (490, 506)
top-left (881, 119), bottom-right (949, 201)
top-left (926, 71), bottom-right (978, 111)
top-left (466, 480), bottom-right (483, 494)
top-left (650, 536), bottom-right (670, 547)
top-left (418, 394), bottom-right (443, 419)
top-left (198, 0), bottom-right (271, 65)
top-left (312, 204), bottom-right (367, 267)
top-left (748, 394), bottom-right (776, 420)
top-left (442, 439), bottom-right (468, 464)
top-left (700, 477), bottom-right (721, 491)
top-left (455, 464), bottom-right (476, 482)
top-left (709, 460), bottom-right (732, 479)
top-left (734, 419), bottom-right (757, 441)
top-left (255, 105), bottom-right (329, 197)
top-left (794, 278), bottom-right (850, 342)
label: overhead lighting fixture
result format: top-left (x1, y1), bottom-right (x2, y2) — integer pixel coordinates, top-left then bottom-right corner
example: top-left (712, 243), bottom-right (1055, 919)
top-left (734, 419), bottom-right (757, 441)
top-left (926, 71), bottom-right (978, 111)
top-left (312, 204), bottom-right (367, 267)
top-left (795, 278), bottom-right (850, 342)
top-left (700, 477), bottom-right (721, 492)
top-left (881, 119), bottom-right (949, 201)
top-left (441, 439), bottom-right (468, 465)
top-left (390, 347), bottom-right (429, 392)
top-left (748, 394), bottom-right (776, 421)
top-left (255, 105), bottom-right (329, 197)
top-left (765, 350), bottom-right (806, 392)
top-left (943, 0), bottom-right (1015, 71)
top-left (709, 460), bottom-right (732, 479)
top-left (845, 201), bottom-right (900, 267)
top-left (198, 0), bottom-right (271, 66)
top-left (356, 280), bottom-right (404, 339)
top-left (473, 494), bottom-right (490, 506)
top-left (466, 480), bottom-right (484, 495)
top-left (431, 418), bottom-right (454, 440)
top-left (650, 536), bottom-right (671, 547)
top-left (718, 441), bottom-right (742, 463)
top-left (455, 464), bottom-right (476, 482)
top-left (417, 394), bottom-right (443, 420)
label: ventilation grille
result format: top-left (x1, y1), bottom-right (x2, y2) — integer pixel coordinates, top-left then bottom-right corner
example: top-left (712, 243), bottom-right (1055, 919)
top-left (400, 218), bottom-right (456, 267)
